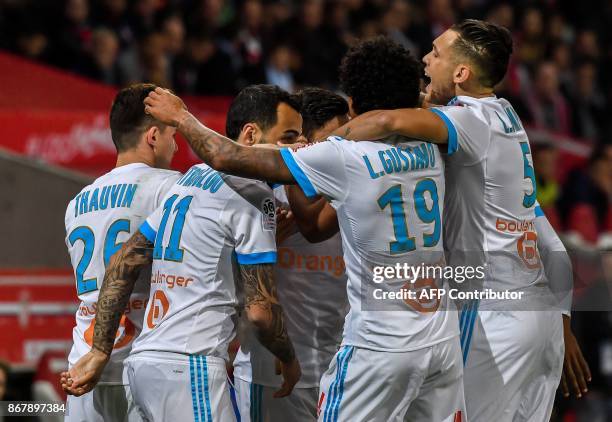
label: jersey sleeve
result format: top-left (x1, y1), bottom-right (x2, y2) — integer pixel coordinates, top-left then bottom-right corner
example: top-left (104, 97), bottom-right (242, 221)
top-left (140, 172), bottom-right (182, 244)
top-left (431, 105), bottom-right (491, 165)
top-left (279, 138), bottom-right (348, 201)
top-left (534, 203), bottom-right (572, 315)
top-left (139, 203), bottom-right (164, 244)
top-left (224, 183), bottom-right (278, 265)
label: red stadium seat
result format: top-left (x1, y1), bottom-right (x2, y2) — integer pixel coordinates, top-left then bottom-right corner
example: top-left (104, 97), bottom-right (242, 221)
top-left (541, 206), bottom-right (562, 231)
top-left (566, 204), bottom-right (599, 244)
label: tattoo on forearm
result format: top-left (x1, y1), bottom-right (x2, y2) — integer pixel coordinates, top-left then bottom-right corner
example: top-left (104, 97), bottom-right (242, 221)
top-left (93, 232), bottom-right (153, 355)
top-left (179, 114), bottom-right (294, 183)
top-left (240, 264), bottom-right (295, 363)
top-left (343, 127), bottom-right (351, 137)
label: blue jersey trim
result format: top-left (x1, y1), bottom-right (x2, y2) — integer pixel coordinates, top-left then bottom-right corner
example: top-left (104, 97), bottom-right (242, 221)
top-left (139, 221), bottom-right (157, 243)
top-left (279, 148), bottom-right (318, 198)
top-left (431, 108), bottom-right (458, 156)
top-left (535, 205), bottom-right (545, 217)
top-left (236, 251), bottom-right (277, 265)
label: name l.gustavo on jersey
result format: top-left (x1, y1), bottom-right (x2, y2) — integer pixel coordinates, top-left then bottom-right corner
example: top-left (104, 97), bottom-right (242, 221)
top-left (362, 142), bottom-right (437, 180)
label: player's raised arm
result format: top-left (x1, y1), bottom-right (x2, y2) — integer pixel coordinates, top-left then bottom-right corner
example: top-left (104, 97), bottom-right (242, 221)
top-left (239, 262), bottom-right (301, 397)
top-left (334, 108), bottom-right (449, 144)
top-left (144, 88), bottom-right (295, 184)
top-left (62, 231), bottom-right (153, 396)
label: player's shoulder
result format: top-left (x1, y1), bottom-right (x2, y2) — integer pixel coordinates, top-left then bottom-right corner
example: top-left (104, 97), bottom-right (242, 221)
top-left (446, 95), bottom-right (504, 123)
top-left (220, 175), bottom-right (275, 224)
top-left (221, 173), bottom-right (273, 201)
top-left (133, 167), bottom-right (182, 186)
top-left (293, 135), bottom-right (355, 158)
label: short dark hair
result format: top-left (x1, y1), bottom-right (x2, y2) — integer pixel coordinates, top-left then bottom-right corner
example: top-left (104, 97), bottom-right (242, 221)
top-left (109, 83), bottom-right (160, 152)
top-left (450, 19), bottom-right (513, 88)
top-left (225, 84), bottom-right (301, 140)
top-left (293, 88), bottom-right (349, 140)
top-left (339, 36), bottom-right (421, 115)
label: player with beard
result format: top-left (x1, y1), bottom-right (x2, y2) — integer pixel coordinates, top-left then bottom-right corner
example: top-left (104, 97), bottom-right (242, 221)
top-left (233, 88), bottom-right (350, 422)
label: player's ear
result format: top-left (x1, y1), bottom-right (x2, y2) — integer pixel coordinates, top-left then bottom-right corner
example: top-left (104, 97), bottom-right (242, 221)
top-left (347, 97), bottom-right (357, 118)
top-left (453, 63), bottom-right (470, 85)
top-left (144, 125), bottom-right (159, 148)
top-left (237, 123), bottom-right (254, 146)
top-left (243, 123), bottom-right (264, 146)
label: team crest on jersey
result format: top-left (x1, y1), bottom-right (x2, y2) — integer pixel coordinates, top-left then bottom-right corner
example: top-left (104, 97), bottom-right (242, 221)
top-left (261, 197), bottom-right (276, 231)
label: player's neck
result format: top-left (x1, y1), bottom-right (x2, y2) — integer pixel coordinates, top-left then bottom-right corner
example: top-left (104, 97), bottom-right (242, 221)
top-left (456, 84), bottom-right (495, 99)
top-left (115, 151), bottom-right (154, 169)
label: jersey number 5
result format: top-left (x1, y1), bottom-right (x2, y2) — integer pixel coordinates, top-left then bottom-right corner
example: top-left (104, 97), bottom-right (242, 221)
top-left (520, 142), bottom-right (536, 208)
top-left (377, 179), bottom-right (441, 254)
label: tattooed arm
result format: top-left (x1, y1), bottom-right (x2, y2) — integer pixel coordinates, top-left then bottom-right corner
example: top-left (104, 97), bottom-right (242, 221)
top-left (144, 88), bottom-right (295, 184)
top-left (94, 231), bottom-right (153, 354)
top-left (60, 231), bottom-right (153, 396)
top-left (239, 263), bottom-right (301, 397)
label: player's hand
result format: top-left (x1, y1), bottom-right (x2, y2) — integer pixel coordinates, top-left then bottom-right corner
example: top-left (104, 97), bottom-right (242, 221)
top-left (276, 207), bottom-right (297, 245)
top-left (144, 87), bottom-right (188, 127)
top-left (60, 349), bottom-right (110, 397)
top-left (277, 141), bottom-right (307, 151)
top-left (274, 358), bottom-right (301, 398)
top-left (560, 315), bottom-right (591, 398)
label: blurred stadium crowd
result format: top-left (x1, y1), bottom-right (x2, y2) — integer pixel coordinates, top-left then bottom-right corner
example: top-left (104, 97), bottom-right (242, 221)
top-left (1, 0), bottom-right (611, 248)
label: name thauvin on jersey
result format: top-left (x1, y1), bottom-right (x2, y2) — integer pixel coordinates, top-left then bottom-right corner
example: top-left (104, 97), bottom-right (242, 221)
top-left (73, 184), bottom-right (138, 217)
top-left (363, 143), bottom-right (437, 179)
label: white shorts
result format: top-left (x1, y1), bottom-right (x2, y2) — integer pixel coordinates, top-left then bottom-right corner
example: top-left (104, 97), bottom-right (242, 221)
top-left (460, 304), bottom-right (564, 422)
top-left (125, 352), bottom-right (237, 422)
top-left (65, 383), bottom-right (142, 422)
top-left (234, 377), bottom-right (318, 422)
top-left (318, 339), bottom-right (465, 422)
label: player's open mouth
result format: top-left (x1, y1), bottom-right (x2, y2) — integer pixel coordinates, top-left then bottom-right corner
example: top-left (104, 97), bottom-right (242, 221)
top-left (422, 72), bottom-right (431, 93)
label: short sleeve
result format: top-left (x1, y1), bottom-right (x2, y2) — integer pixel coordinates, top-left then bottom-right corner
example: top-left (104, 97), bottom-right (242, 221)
top-left (225, 183), bottom-right (278, 265)
top-left (431, 106), bottom-right (490, 165)
top-left (139, 203), bottom-right (163, 243)
top-left (280, 138), bottom-right (348, 201)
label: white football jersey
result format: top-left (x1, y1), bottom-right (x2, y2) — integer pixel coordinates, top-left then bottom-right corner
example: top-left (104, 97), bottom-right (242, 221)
top-left (233, 187), bottom-right (349, 388)
top-left (280, 137), bottom-right (458, 352)
top-left (432, 96), bottom-right (546, 294)
top-left (130, 164), bottom-right (277, 361)
top-left (64, 163), bottom-right (181, 384)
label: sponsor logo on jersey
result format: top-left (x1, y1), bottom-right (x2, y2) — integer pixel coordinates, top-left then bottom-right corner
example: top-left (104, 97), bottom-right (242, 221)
top-left (277, 247), bottom-right (345, 277)
top-left (151, 270), bottom-right (194, 289)
top-left (495, 217), bottom-right (535, 233)
top-left (147, 290), bottom-right (170, 329)
top-left (78, 297), bottom-right (149, 317)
